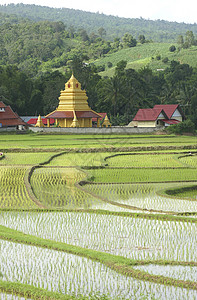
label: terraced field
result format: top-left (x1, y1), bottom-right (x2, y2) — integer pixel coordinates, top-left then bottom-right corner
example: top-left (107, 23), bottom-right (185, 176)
top-left (0, 133), bottom-right (197, 299)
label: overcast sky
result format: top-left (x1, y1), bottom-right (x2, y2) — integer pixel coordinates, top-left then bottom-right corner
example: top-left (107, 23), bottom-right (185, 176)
top-left (1, 0), bottom-right (197, 24)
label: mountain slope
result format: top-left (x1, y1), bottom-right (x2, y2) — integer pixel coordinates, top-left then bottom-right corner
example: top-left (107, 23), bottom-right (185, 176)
top-left (1, 4), bottom-right (197, 42)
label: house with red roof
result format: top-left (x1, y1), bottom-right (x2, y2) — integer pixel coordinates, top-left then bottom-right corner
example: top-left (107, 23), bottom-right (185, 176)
top-left (23, 116), bottom-right (55, 126)
top-left (0, 101), bottom-right (26, 129)
top-left (128, 104), bottom-right (184, 128)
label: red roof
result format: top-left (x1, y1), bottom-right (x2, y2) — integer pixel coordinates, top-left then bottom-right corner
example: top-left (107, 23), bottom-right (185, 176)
top-left (0, 101), bottom-right (6, 108)
top-left (133, 108), bottom-right (167, 121)
top-left (0, 103), bottom-right (26, 126)
top-left (92, 112), bottom-right (107, 122)
top-left (161, 119), bottom-right (180, 125)
top-left (27, 117), bottom-right (54, 125)
top-left (46, 111), bottom-right (101, 119)
top-left (153, 104), bottom-right (182, 119)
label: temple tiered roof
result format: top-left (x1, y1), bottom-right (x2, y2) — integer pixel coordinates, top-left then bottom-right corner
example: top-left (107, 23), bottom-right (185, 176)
top-left (45, 74), bottom-right (100, 127)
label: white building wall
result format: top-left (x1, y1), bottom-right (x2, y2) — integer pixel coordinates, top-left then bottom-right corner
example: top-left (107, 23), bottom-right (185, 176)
top-left (171, 109), bottom-right (182, 121)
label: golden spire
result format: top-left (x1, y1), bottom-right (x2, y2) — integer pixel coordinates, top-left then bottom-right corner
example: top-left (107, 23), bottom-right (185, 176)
top-left (102, 114), bottom-right (111, 127)
top-left (56, 74), bottom-right (90, 112)
top-left (70, 111), bottom-right (80, 127)
top-left (35, 115), bottom-right (44, 127)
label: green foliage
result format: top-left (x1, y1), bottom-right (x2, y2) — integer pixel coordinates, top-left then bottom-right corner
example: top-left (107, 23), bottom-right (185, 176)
top-left (162, 57), bottom-right (169, 63)
top-left (169, 45), bottom-right (176, 52)
top-left (122, 33), bottom-right (137, 48)
top-left (167, 120), bottom-right (195, 134)
top-left (1, 4), bottom-right (197, 42)
top-left (138, 34), bottom-right (146, 44)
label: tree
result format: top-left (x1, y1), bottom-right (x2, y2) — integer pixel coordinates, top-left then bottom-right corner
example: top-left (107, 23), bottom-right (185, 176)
top-left (177, 35), bottom-right (184, 47)
top-left (138, 35), bottom-right (146, 44)
top-left (169, 45), bottom-right (176, 52)
top-left (98, 27), bottom-right (106, 39)
top-left (162, 57), bottom-right (169, 63)
top-left (122, 33), bottom-right (137, 48)
top-left (185, 30), bottom-right (195, 47)
top-left (77, 29), bottom-right (89, 42)
top-left (115, 60), bottom-right (127, 75)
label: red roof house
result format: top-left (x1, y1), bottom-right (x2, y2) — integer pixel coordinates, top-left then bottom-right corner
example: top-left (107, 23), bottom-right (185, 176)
top-left (129, 104), bottom-right (184, 128)
top-left (153, 104), bottom-right (184, 121)
top-left (0, 101), bottom-right (26, 128)
top-left (27, 117), bottom-right (54, 126)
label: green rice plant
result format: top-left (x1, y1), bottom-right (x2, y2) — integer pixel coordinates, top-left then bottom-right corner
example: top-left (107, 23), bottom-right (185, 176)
top-left (0, 166), bottom-right (38, 209)
top-left (47, 152), bottom-right (109, 167)
top-left (0, 152), bottom-right (56, 165)
top-left (106, 153), bottom-right (187, 168)
top-left (30, 167), bottom-right (102, 209)
top-left (179, 155), bottom-right (197, 168)
top-left (87, 168), bottom-right (197, 183)
top-left (0, 239), bottom-right (197, 299)
top-left (132, 265), bottom-right (197, 282)
top-left (0, 133), bottom-right (197, 151)
top-left (161, 184), bottom-right (197, 201)
top-left (85, 182), bottom-right (197, 213)
top-left (1, 212), bottom-right (196, 263)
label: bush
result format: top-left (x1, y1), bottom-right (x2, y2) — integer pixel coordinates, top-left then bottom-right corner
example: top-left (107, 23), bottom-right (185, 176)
top-left (169, 45), bottom-right (176, 52)
top-left (107, 62), bottom-right (113, 68)
top-left (156, 55), bottom-right (161, 60)
top-left (97, 65), bottom-right (105, 72)
top-left (167, 119), bottom-right (195, 134)
top-left (162, 57), bottom-right (169, 63)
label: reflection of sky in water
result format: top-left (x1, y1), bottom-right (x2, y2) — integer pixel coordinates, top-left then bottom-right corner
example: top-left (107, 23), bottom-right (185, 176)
top-left (86, 182), bottom-right (197, 212)
top-left (1, 240), bottom-right (197, 300)
top-left (1, 211), bottom-right (196, 262)
top-left (133, 264), bottom-right (197, 282)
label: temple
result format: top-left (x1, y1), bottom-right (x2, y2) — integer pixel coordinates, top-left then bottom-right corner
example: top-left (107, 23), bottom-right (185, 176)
top-left (45, 74), bottom-right (101, 127)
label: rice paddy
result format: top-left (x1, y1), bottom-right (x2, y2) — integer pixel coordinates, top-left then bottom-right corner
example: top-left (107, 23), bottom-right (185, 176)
top-left (0, 133), bottom-right (197, 299)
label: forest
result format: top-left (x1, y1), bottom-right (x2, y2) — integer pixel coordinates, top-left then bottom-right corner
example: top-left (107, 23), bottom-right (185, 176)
top-left (1, 3), bottom-right (197, 42)
top-left (0, 4), bottom-right (197, 127)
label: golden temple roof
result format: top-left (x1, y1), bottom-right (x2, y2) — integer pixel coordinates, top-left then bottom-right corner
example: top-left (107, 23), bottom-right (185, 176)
top-left (45, 74), bottom-right (101, 121)
top-left (57, 74), bottom-right (91, 112)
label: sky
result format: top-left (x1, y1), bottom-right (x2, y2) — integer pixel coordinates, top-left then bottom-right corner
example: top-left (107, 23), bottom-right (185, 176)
top-left (0, 0), bottom-right (197, 24)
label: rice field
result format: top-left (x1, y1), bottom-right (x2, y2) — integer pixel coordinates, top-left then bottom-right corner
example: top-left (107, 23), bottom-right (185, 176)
top-left (30, 167), bottom-right (102, 209)
top-left (87, 168), bottom-right (197, 183)
top-left (0, 152), bottom-right (55, 165)
top-left (84, 182), bottom-right (197, 212)
top-left (0, 166), bottom-right (37, 209)
top-left (179, 155), bottom-right (197, 168)
top-left (0, 211), bottom-right (196, 262)
top-left (1, 240), bottom-right (197, 300)
top-left (0, 133), bottom-right (197, 299)
top-left (105, 153), bottom-right (185, 168)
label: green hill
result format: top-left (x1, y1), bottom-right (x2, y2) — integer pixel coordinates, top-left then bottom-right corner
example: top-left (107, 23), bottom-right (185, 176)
top-left (1, 3), bottom-right (197, 42)
top-left (93, 43), bottom-right (197, 77)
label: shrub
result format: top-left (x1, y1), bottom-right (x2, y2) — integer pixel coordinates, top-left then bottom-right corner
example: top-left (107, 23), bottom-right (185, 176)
top-left (162, 57), bottom-right (169, 63)
top-left (169, 45), bottom-right (176, 52)
top-left (107, 62), bottom-right (113, 68)
top-left (97, 65), bottom-right (105, 72)
top-left (167, 119), bottom-right (195, 134)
